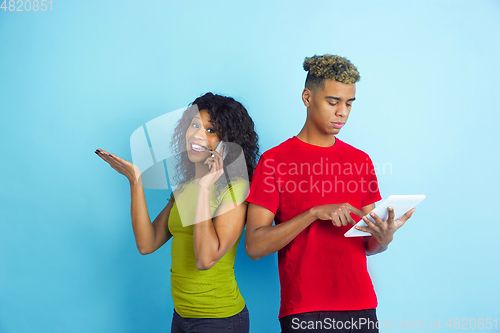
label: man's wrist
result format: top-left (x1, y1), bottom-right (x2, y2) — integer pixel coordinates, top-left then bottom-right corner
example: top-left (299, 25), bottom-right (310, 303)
top-left (308, 206), bottom-right (318, 220)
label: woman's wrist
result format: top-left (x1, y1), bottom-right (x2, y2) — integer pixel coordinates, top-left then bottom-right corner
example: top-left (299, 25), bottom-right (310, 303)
top-left (198, 186), bottom-right (211, 195)
top-left (129, 178), bottom-right (141, 187)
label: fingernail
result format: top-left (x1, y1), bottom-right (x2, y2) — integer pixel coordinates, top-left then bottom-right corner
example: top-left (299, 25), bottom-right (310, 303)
top-left (95, 151), bottom-right (99, 155)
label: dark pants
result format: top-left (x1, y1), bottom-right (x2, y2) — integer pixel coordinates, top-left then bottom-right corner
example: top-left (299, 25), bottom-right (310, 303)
top-left (280, 308), bottom-right (378, 333)
top-left (171, 305), bottom-right (249, 333)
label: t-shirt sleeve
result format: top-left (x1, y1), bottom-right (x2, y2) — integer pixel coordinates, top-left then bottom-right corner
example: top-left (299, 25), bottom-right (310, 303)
top-left (245, 153), bottom-right (280, 214)
top-left (361, 156), bottom-right (382, 207)
top-left (218, 178), bottom-right (250, 206)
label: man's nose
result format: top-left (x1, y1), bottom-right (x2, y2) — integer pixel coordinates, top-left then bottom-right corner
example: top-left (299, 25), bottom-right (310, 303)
top-left (336, 104), bottom-right (348, 117)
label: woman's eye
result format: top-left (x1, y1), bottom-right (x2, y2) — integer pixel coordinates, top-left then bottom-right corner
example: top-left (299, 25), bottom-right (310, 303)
top-left (191, 123), bottom-right (199, 128)
top-left (206, 128), bottom-right (215, 134)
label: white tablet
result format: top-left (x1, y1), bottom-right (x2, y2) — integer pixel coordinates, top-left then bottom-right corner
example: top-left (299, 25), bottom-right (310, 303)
top-left (344, 195), bottom-right (426, 237)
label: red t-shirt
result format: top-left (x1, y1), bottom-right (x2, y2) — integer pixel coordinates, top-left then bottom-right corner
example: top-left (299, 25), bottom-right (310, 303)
top-left (246, 136), bottom-right (382, 318)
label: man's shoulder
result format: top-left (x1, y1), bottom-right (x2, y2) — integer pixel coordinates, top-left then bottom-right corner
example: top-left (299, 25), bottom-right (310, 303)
top-left (259, 137), bottom-right (296, 160)
top-left (337, 138), bottom-right (372, 161)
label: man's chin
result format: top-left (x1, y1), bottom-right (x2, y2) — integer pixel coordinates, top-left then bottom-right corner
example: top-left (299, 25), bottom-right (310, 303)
top-left (323, 128), bottom-right (341, 135)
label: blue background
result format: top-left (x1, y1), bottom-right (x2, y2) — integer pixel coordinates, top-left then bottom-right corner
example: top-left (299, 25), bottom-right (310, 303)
top-left (1, 1), bottom-right (499, 332)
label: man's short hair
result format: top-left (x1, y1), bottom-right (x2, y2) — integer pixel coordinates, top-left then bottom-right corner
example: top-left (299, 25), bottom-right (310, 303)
top-left (303, 54), bottom-right (360, 91)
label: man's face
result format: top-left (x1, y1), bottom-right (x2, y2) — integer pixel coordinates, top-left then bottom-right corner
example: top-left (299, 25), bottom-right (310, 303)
top-left (303, 79), bottom-right (356, 135)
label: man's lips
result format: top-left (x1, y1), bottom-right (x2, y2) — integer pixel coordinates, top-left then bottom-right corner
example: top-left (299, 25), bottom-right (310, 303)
top-left (332, 122), bottom-right (345, 129)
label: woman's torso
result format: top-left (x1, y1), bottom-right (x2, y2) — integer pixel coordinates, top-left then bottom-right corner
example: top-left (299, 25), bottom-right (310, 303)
top-left (167, 179), bottom-right (247, 318)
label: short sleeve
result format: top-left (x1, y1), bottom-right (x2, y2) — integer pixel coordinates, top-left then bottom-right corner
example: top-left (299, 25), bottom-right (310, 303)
top-left (245, 153), bottom-right (280, 214)
top-left (218, 178), bottom-right (250, 206)
top-left (361, 156), bottom-right (382, 207)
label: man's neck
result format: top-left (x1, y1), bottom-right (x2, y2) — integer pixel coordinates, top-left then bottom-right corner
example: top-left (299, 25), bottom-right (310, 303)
top-left (296, 125), bottom-right (336, 147)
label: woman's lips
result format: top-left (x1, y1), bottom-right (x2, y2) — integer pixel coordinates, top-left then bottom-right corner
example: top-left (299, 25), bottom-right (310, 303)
top-left (332, 122), bottom-right (344, 129)
top-left (189, 142), bottom-right (208, 154)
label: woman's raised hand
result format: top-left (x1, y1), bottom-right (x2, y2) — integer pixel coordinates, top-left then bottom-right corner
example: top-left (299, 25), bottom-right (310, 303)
top-left (95, 148), bottom-right (143, 185)
top-left (198, 146), bottom-right (225, 190)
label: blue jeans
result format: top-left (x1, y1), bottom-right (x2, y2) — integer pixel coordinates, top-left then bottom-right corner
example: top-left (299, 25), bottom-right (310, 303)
top-left (280, 308), bottom-right (378, 333)
top-left (171, 305), bottom-right (249, 333)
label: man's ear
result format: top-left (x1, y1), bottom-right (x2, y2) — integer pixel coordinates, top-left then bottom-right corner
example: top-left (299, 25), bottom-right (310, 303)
top-left (302, 88), bottom-right (312, 107)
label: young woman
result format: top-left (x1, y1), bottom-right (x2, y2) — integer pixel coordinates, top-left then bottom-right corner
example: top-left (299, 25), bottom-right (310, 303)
top-left (95, 92), bottom-right (259, 332)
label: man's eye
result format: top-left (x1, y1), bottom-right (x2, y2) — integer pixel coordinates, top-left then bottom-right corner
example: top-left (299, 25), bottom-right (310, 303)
top-left (329, 102), bottom-right (338, 106)
top-left (346, 103), bottom-right (352, 107)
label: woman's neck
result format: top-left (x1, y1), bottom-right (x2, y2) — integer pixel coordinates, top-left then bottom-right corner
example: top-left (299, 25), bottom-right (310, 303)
top-left (192, 162), bottom-right (210, 184)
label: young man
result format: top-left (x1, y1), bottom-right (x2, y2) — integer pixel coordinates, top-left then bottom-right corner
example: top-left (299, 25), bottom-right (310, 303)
top-left (245, 54), bottom-right (415, 332)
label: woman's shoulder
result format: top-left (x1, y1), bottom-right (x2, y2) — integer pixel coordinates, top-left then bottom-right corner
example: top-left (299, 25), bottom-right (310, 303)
top-left (225, 177), bottom-right (250, 193)
top-left (215, 177), bottom-right (250, 204)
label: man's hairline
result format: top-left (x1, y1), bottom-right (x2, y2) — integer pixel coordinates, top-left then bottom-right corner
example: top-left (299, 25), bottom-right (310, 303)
top-left (305, 79), bottom-right (357, 99)
top-left (306, 77), bottom-right (356, 88)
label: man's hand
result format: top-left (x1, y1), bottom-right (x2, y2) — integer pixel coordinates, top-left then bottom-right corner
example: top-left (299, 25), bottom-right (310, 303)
top-left (311, 203), bottom-right (365, 227)
top-left (356, 207), bottom-right (415, 246)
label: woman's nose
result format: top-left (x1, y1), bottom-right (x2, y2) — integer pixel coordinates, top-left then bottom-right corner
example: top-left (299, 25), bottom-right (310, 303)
top-left (193, 126), bottom-right (207, 140)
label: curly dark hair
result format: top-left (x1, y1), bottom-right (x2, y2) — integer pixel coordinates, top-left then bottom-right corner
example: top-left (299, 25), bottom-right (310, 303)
top-left (303, 54), bottom-right (360, 91)
top-left (170, 92), bottom-right (259, 199)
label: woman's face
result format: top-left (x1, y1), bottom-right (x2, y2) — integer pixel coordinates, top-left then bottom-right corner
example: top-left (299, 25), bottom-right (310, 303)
top-left (185, 109), bottom-right (221, 164)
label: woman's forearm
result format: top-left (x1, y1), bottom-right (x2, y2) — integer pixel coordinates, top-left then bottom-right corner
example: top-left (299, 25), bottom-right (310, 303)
top-left (193, 187), bottom-right (222, 270)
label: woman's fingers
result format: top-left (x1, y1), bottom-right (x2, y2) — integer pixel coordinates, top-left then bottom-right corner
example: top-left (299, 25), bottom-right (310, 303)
top-left (209, 149), bottom-right (223, 171)
top-left (95, 148), bottom-right (139, 182)
top-left (95, 149), bottom-right (119, 169)
top-left (95, 148), bottom-right (111, 156)
top-left (95, 149), bottom-right (114, 165)
top-left (205, 157), bottom-right (216, 171)
top-left (96, 149), bottom-right (117, 165)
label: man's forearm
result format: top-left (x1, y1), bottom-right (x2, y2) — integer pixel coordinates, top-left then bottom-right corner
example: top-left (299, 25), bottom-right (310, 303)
top-left (246, 208), bottom-right (317, 260)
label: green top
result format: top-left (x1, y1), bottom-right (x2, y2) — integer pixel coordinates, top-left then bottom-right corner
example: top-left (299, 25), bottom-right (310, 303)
top-left (168, 177), bottom-right (249, 318)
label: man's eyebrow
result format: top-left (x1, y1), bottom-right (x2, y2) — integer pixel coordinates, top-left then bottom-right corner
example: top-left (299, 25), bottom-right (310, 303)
top-left (325, 96), bottom-right (356, 101)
